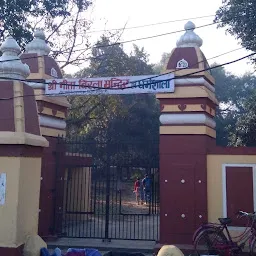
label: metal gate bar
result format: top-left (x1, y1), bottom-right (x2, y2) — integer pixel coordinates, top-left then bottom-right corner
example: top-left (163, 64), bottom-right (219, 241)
top-left (56, 137), bottom-right (160, 241)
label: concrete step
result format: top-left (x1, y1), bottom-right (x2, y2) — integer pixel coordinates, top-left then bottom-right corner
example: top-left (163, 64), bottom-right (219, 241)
top-left (47, 238), bottom-right (156, 254)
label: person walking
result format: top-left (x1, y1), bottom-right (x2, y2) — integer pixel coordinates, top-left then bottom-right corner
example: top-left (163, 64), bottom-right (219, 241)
top-left (139, 178), bottom-right (144, 205)
top-left (133, 177), bottom-right (141, 205)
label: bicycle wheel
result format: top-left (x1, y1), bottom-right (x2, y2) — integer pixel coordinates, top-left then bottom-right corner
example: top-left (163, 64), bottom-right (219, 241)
top-left (249, 236), bottom-right (256, 256)
top-left (194, 228), bottom-right (228, 256)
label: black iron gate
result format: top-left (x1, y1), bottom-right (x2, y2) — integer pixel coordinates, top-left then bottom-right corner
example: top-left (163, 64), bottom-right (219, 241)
top-left (55, 137), bottom-right (159, 241)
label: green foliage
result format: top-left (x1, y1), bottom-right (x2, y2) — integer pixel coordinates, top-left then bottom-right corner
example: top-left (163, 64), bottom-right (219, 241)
top-left (105, 94), bottom-right (160, 143)
top-left (67, 37), bottom-right (159, 144)
top-left (153, 52), bottom-right (171, 74)
top-left (76, 37), bottom-right (153, 78)
top-left (211, 64), bottom-right (256, 146)
top-left (68, 37), bottom-right (256, 147)
top-left (215, 0), bottom-right (256, 55)
top-left (67, 94), bottom-right (122, 138)
top-left (130, 169), bottom-right (144, 181)
top-left (229, 89), bottom-right (256, 146)
top-left (0, 0), bottom-right (91, 47)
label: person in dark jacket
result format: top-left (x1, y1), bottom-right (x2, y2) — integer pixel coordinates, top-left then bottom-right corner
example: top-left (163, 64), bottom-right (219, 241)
top-left (142, 174), bottom-right (151, 205)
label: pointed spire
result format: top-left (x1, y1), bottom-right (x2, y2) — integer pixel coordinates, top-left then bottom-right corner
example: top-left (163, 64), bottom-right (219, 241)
top-left (0, 36), bottom-right (30, 79)
top-left (25, 29), bottom-right (51, 56)
top-left (176, 21), bottom-right (203, 48)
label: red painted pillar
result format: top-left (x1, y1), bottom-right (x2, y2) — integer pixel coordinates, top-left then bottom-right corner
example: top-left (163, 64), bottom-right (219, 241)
top-left (156, 21), bottom-right (218, 245)
top-left (21, 29), bottom-right (70, 239)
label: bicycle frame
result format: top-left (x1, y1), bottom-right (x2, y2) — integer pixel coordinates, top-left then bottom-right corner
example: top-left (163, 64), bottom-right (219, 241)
top-left (193, 224), bottom-right (242, 256)
top-left (193, 214), bottom-right (256, 255)
top-left (227, 215), bottom-right (256, 248)
top-left (247, 216), bottom-right (256, 252)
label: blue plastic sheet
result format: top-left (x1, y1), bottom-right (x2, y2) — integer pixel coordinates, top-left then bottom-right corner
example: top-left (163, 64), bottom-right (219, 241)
top-left (67, 248), bottom-right (101, 256)
top-left (40, 247), bottom-right (102, 256)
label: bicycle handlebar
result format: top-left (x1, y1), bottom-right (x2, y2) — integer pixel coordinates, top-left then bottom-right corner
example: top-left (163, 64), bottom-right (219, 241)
top-left (237, 210), bottom-right (255, 218)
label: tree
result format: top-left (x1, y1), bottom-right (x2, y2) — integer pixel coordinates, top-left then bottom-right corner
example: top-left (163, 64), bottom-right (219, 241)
top-left (76, 37), bottom-right (153, 78)
top-left (212, 64), bottom-right (256, 146)
top-left (67, 37), bottom-right (159, 145)
top-left (214, 0), bottom-right (256, 55)
top-left (153, 52), bottom-right (171, 74)
top-left (0, 0), bottom-right (91, 45)
top-left (211, 65), bottom-right (240, 146)
top-left (229, 91), bottom-right (256, 146)
top-left (66, 37), bottom-right (160, 172)
top-left (214, 1), bottom-right (256, 146)
top-left (0, 0), bottom-right (123, 70)
top-left (228, 88), bottom-right (256, 146)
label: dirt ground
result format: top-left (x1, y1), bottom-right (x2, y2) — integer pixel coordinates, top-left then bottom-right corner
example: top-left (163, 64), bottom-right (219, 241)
top-left (119, 182), bottom-right (152, 214)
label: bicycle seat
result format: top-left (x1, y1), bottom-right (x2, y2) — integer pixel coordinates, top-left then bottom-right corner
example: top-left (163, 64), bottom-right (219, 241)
top-left (218, 217), bottom-right (232, 225)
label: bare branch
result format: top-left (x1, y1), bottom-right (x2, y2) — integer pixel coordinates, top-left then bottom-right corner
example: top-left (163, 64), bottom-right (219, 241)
top-left (65, 11), bottom-right (80, 65)
top-left (46, 16), bottom-right (68, 41)
top-left (32, 15), bottom-right (47, 31)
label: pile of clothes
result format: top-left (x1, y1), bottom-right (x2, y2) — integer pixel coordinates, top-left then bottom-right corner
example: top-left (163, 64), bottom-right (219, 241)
top-left (40, 248), bottom-right (102, 256)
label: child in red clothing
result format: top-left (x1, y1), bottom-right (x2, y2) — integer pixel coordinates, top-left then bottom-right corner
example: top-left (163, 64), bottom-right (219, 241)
top-left (133, 177), bottom-right (141, 205)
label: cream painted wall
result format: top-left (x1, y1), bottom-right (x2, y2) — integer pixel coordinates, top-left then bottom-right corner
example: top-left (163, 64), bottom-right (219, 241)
top-left (16, 157), bottom-right (42, 245)
top-left (0, 158), bottom-right (20, 247)
top-left (0, 157), bottom-right (42, 247)
top-left (207, 155), bottom-right (256, 223)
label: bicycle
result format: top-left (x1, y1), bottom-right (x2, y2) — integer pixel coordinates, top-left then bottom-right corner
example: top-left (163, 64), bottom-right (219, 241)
top-left (192, 210), bottom-right (256, 256)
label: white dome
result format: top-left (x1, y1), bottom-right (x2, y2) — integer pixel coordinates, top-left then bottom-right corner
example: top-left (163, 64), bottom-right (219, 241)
top-left (0, 36), bottom-right (30, 79)
top-left (25, 29), bottom-right (51, 56)
top-left (176, 21), bottom-right (203, 48)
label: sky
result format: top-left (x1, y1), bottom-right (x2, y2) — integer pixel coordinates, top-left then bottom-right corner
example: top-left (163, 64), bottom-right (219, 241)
top-left (83, 0), bottom-right (254, 76)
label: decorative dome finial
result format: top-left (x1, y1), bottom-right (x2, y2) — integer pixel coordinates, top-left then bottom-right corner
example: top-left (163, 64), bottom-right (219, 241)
top-left (0, 36), bottom-right (30, 79)
top-left (176, 21), bottom-right (203, 48)
top-left (25, 29), bottom-right (51, 56)
top-left (34, 29), bottom-right (46, 40)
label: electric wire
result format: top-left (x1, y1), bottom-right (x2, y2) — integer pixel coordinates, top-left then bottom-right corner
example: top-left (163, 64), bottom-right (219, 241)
top-left (87, 14), bottom-right (215, 33)
top-left (0, 51), bottom-right (253, 101)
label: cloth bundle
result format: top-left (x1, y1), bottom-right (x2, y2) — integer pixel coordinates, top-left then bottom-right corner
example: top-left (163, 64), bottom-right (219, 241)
top-left (40, 247), bottom-right (101, 256)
